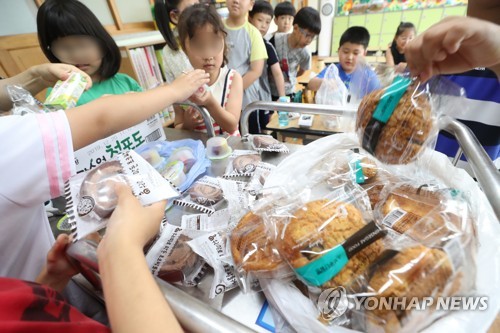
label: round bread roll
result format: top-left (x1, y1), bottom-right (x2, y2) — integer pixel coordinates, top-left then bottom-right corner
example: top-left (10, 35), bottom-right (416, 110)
top-left (356, 86), bottom-right (433, 164)
top-left (280, 200), bottom-right (384, 289)
top-left (231, 212), bottom-right (283, 272)
top-left (233, 154), bottom-right (261, 174)
top-left (366, 245), bottom-right (454, 333)
top-left (78, 161), bottom-right (125, 219)
top-left (188, 183), bottom-right (223, 206)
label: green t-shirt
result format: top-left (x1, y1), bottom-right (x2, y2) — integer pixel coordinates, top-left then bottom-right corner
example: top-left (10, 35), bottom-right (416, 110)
top-left (47, 73), bottom-right (143, 106)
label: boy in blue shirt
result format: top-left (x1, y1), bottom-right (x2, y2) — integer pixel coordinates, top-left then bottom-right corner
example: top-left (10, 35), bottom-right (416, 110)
top-left (308, 26), bottom-right (380, 100)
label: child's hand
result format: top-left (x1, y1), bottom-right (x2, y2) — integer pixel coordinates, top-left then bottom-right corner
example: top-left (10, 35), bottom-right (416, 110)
top-left (31, 63), bottom-right (93, 90)
top-left (186, 106), bottom-right (205, 126)
top-left (169, 70), bottom-right (210, 103)
top-left (188, 88), bottom-right (214, 107)
top-left (35, 233), bottom-right (79, 292)
top-left (406, 16), bottom-right (500, 81)
top-left (98, 184), bottom-right (166, 256)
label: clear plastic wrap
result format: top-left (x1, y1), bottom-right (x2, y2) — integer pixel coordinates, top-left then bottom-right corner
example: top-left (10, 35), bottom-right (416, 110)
top-left (261, 133), bottom-right (495, 333)
top-left (222, 150), bottom-right (262, 178)
top-left (146, 224), bottom-right (208, 287)
top-left (173, 176), bottom-right (225, 215)
top-left (66, 150), bottom-right (179, 240)
top-left (355, 75), bottom-right (466, 165)
top-left (134, 139), bottom-right (210, 192)
top-left (7, 85), bottom-right (46, 115)
top-left (245, 162), bottom-right (276, 196)
top-left (315, 64), bottom-right (349, 106)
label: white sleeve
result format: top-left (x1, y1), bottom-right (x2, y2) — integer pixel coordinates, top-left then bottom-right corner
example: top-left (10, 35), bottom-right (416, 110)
top-left (0, 110), bottom-right (76, 205)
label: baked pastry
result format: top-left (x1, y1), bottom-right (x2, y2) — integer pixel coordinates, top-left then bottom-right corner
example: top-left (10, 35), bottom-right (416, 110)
top-left (78, 161), bottom-right (125, 218)
top-left (280, 200), bottom-right (384, 289)
top-left (231, 212), bottom-right (283, 272)
top-left (253, 135), bottom-right (279, 148)
top-left (365, 245), bottom-right (454, 333)
top-left (157, 235), bottom-right (203, 284)
top-left (356, 85), bottom-right (433, 164)
top-left (379, 184), bottom-right (475, 247)
top-left (188, 182), bottom-right (223, 206)
top-left (233, 154), bottom-right (261, 174)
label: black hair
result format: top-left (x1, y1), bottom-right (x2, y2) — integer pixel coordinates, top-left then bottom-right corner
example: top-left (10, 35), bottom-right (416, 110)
top-left (274, 1), bottom-right (296, 17)
top-left (293, 7), bottom-right (321, 35)
top-left (339, 26), bottom-right (370, 49)
top-left (394, 22), bottom-right (416, 38)
top-left (154, 0), bottom-right (183, 51)
top-left (178, 4), bottom-right (228, 66)
top-left (37, 0), bottom-right (121, 81)
top-left (249, 1), bottom-right (274, 18)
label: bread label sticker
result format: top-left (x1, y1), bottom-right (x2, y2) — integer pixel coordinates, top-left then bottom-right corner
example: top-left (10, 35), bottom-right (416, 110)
top-left (295, 245), bottom-right (349, 287)
top-left (382, 208), bottom-right (407, 229)
top-left (372, 76), bottom-right (412, 124)
top-left (443, 237), bottom-right (464, 273)
top-left (349, 159), bottom-right (365, 184)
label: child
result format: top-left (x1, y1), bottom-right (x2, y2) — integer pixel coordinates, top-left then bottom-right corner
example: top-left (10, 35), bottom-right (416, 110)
top-left (0, 64), bottom-right (209, 280)
top-left (385, 22), bottom-right (416, 73)
top-left (273, 1), bottom-right (296, 34)
top-left (269, 7), bottom-right (321, 101)
top-left (224, 0), bottom-right (268, 112)
top-left (248, 0), bottom-right (286, 133)
top-left (154, 0), bottom-right (199, 83)
top-left (37, 0), bottom-right (142, 106)
top-left (308, 26), bottom-right (380, 99)
top-left (175, 4), bottom-right (243, 135)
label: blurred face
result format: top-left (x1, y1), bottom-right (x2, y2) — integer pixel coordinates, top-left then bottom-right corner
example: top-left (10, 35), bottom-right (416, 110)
top-left (184, 24), bottom-right (225, 82)
top-left (275, 15), bottom-right (294, 33)
top-left (338, 42), bottom-right (366, 74)
top-left (226, 0), bottom-right (254, 19)
top-left (249, 13), bottom-right (272, 36)
top-left (291, 25), bottom-right (317, 48)
top-left (395, 29), bottom-right (415, 53)
top-left (50, 35), bottom-right (103, 79)
top-left (171, 0), bottom-right (199, 25)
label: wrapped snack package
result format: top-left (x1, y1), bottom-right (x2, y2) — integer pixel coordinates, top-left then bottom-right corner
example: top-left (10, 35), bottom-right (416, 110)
top-left (66, 150), bottom-right (179, 240)
top-left (356, 75), bottom-right (466, 165)
top-left (356, 76), bottom-right (435, 164)
top-left (44, 72), bottom-right (87, 111)
top-left (245, 162), bottom-right (276, 196)
top-left (173, 176), bottom-right (225, 215)
top-left (377, 183), bottom-right (476, 248)
top-left (223, 150), bottom-right (262, 178)
top-left (278, 196), bottom-right (386, 291)
top-left (230, 212), bottom-right (292, 292)
top-left (356, 240), bottom-right (471, 333)
top-left (146, 224), bottom-right (208, 287)
top-left (245, 134), bottom-right (289, 153)
top-left (315, 64), bottom-right (349, 106)
top-left (188, 231), bottom-right (238, 299)
top-left (135, 139), bottom-right (210, 192)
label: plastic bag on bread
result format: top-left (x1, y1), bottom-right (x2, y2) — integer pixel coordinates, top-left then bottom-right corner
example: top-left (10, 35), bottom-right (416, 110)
top-left (7, 85), bottom-right (47, 115)
top-left (261, 133), bottom-right (497, 333)
top-left (355, 75), bottom-right (466, 165)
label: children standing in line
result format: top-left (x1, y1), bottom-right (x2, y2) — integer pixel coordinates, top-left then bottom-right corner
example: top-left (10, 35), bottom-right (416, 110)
top-left (224, 0), bottom-right (268, 112)
top-left (308, 26), bottom-right (380, 99)
top-left (385, 22), bottom-right (416, 73)
top-left (37, 0), bottom-right (143, 106)
top-left (269, 7), bottom-right (320, 101)
top-left (248, 0), bottom-right (286, 133)
top-left (154, 0), bottom-right (199, 83)
top-left (273, 1), bottom-right (296, 34)
top-left (175, 4), bottom-right (243, 135)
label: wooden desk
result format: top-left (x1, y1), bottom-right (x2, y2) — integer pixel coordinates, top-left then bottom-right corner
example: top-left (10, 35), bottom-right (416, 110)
top-left (266, 112), bottom-right (354, 143)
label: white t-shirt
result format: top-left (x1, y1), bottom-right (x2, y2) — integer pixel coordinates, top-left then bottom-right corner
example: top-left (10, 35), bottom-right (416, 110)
top-left (0, 111), bottom-right (75, 280)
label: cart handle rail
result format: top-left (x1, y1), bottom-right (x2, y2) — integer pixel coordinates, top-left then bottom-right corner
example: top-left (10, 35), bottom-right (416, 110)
top-left (173, 102), bottom-right (216, 138)
top-left (240, 101), bottom-right (500, 221)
